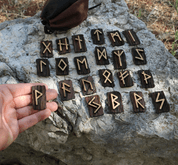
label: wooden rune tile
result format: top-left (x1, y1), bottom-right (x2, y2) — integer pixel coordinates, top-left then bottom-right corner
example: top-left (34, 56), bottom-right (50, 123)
top-left (95, 47), bottom-right (109, 65)
top-left (108, 31), bottom-right (125, 47)
top-left (56, 37), bottom-right (71, 55)
top-left (122, 29), bottom-right (140, 46)
top-left (74, 56), bottom-right (90, 75)
top-left (107, 91), bottom-right (124, 114)
top-left (99, 69), bottom-right (115, 88)
top-left (85, 95), bottom-right (104, 117)
top-left (150, 91), bottom-right (170, 114)
top-left (32, 85), bottom-right (46, 110)
top-left (79, 76), bottom-right (96, 96)
top-left (132, 48), bottom-right (147, 65)
top-left (40, 41), bottom-right (53, 58)
top-left (72, 34), bottom-right (87, 53)
top-left (112, 50), bottom-right (127, 69)
top-left (138, 70), bottom-right (155, 88)
top-left (36, 59), bottom-right (50, 77)
top-left (91, 29), bottom-right (105, 45)
top-left (55, 58), bottom-right (69, 76)
top-left (130, 91), bottom-right (145, 113)
top-left (59, 80), bottom-right (75, 101)
top-left (117, 70), bottom-right (134, 88)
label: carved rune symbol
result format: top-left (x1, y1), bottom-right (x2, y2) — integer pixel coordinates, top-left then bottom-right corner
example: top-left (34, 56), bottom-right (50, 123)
top-left (94, 29), bottom-right (102, 41)
top-left (97, 48), bottom-right (107, 60)
top-left (35, 90), bottom-right (43, 106)
top-left (88, 97), bottom-right (101, 114)
top-left (110, 32), bottom-right (122, 42)
top-left (40, 60), bottom-right (46, 72)
top-left (134, 93), bottom-right (145, 109)
top-left (62, 82), bottom-right (71, 97)
top-left (142, 71), bottom-right (151, 84)
top-left (82, 79), bottom-right (93, 92)
top-left (42, 42), bottom-right (51, 54)
top-left (119, 71), bottom-right (129, 84)
top-left (75, 36), bottom-right (83, 50)
top-left (114, 50), bottom-right (124, 67)
top-left (156, 93), bottom-right (165, 110)
top-left (103, 70), bottom-right (112, 84)
top-left (77, 58), bottom-right (88, 71)
top-left (111, 93), bottom-right (120, 110)
top-left (128, 30), bottom-right (135, 42)
top-left (58, 59), bottom-right (67, 71)
top-left (135, 49), bottom-right (144, 61)
top-left (58, 38), bottom-right (69, 51)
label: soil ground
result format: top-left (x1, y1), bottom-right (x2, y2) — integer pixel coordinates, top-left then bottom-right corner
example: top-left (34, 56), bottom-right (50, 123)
top-left (0, 0), bottom-right (177, 58)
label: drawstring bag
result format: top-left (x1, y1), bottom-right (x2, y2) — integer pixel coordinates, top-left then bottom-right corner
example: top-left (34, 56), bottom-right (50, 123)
top-left (40, 0), bottom-right (89, 34)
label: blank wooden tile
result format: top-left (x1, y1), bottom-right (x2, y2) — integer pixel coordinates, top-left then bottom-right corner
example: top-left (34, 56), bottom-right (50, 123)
top-left (132, 48), bottom-right (147, 65)
top-left (107, 91), bottom-right (124, 114)
top-left (108, 31), bottom-right (125, 47)
top-left (32, 85), bottom-right (46, 110)
top-left (91, 29), bottom-right (105, 45)
top-left (56, 58), bottom-right (69, 76)
top-left (56, 37), bottom-right (71, 55)
top-left (138, 70), bottom-right (155, 88)
top-left (130, 91), bottom-right (145, 113)
top-left (79, 76), bottom-right (96, 96)
top-left (150, 91), bottom-right (170, 114)
top-left (59, 80), bottom-right (75, 101)
top-left (112, 50), bottom-right (127, 69)
top-left (74, 56), bottom-right (90, 75)
top-left (36, 59), bottom-right (50, 77)
top-left (122, 29), bottom-right (140, 46)
top-left (72, 34), bottom-right (87, 53)
top-left (85, 95), bottom-right (104, 117)
top-left (99, 69), bottom-right (115, 88)
top-left (40, 41), bottom-right (53, 58)
top-left (95, 47), bottom-right (109, 65)
top-left (117, 70), bottom-right (134, 88)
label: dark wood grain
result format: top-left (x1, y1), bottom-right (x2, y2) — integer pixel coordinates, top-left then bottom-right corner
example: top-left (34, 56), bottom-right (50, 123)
top-left (107, 91), bottom-right (124, 114)
top-left (95, 47), bottom-right (109, 65)
top-left (130, 91), bottom-right (145, 113)
top-left (91, 29), bottom-right (105, 45)
top-left (36, 59), bottom-right (50, 77)
top-left (150, 91), bottom-right (170, 114)
top-left (59, 80), bottom-right (75, 101)
top-left (85, 95), bottom-right (104, 117)
top-left (132, 48), bottom-right (147, 65)
top-left (112, 50), bottom-right (127, 69)
top-left (40, 41), bottom-right (53, 58)
top-left (108, 31), bottom-right (125, 47)
top-left (56, 37), bottom-right (71, 55)
top-left (32, 85), bottom-right (46, 110)
top-left (72, 34), bottom-right (87, 53)
top-left (56, 58), bottom-right (69, 76)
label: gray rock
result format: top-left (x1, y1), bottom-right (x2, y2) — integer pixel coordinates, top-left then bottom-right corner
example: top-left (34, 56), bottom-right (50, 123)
top-left (0, 0), bottom-right (178, 164)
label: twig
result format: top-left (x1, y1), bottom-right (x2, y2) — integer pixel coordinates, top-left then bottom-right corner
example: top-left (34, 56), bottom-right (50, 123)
top-left (2, 12), bottom-right (30, 18)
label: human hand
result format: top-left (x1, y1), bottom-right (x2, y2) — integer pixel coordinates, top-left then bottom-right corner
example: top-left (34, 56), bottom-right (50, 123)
top-left (0, 83), bottom-right (58, 151)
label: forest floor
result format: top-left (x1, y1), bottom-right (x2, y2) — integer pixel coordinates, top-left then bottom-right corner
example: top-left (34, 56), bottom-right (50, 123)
top-left (0, 0), bottom-right (177, 58)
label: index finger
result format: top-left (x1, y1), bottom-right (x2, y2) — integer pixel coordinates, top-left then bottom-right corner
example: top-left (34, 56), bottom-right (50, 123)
top-left (4, 83), bottom-right (48, 97)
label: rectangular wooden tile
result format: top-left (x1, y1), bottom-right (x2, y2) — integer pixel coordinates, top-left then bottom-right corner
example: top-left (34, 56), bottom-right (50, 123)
top-left (32, 85), bottom-right (46, 110)
top-left (112, 50), bottom-right (127, 69)
top-left (107, 91), bottom-right (124, 114)
top-left (72, 34), bottom-right (87, 53)
top-left (122, 29), bottom-right (140, 46)
top-left (150, 91), bottom-right (170, 114)
top-left (59, 80), bottom-right (75, 101)
top-left (91, 29), bottom-right (105, 45)
top-left (56, 37), bottom-right (71, 55)
top-left (56, 58), bottom-right (69, 76)
top-left (40, 41), bottom-right (53, 58)
top-left (108, 31), bottom-right (125, 47)
top-left (95, 47), bottom-right (109, 65)
top-left (36, 59), bottom-right (50, 77)
top-left (117, 70), bottom-right (134, 88)
top-left (74, 56), bottom-right (90, 75)
top-left (138, 70), bottom-right (155, 88)
top-left (132, 48), bottom-right (147, 65)
top-left (130, 91), bottom-right (145, 113)
top-left (79, 76), bottom-right (96, 96)
top-left (99, 69), bottom-right (115, 88)
top-left (85, 95), bottom-right (104, 117)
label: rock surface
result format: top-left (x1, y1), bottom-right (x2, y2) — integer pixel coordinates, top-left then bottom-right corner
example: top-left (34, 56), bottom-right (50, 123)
top-left (0, 0), bottom-right (178, 164)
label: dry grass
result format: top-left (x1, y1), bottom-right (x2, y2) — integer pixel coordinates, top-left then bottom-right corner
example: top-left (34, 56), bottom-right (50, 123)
top-left (0, 0), bottom-right (177, 57)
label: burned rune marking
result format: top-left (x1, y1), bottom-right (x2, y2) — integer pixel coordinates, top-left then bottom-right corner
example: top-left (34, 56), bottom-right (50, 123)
top-left (111, 93), bottom-right (120, 110)
top-left (134, 93), bottom-right (145, 109)
top-left (119, 71), bottom-right (129, 85)
top-left (58, 59), bottom-right (67, 71)
top-left (135, 49), bottom-right (144, 61)
top-left (82, 79), bottom-right (94, 92)
top-left (103, 70), bottom-right (112, 84)
top-left (94, 29), bottom-right (102, 41)
top-left (142, 71), bottom-right (151, 84)
top-left (156, 93), bottom-right (165, 110)
top-left (75, 35), bottom-right (83, 50)
top-left (77, 58), bottom-right (88, 70)
top-left (114, 50), bottom-right (124, 67)
top-left (40, 60), bottom-right (46, 72)
top-left (42, 42), bottom-right (51, 54)
top-left (62, 82), bottom-right (71, 98)
top-left (111, 32), bottom-right (122, 42)
top-left (35, 90), bottom-right (43, 106)
top-left (88, 97), bottom-right (101, 114)
top-left (58, 38), bottom-right (69, 51)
